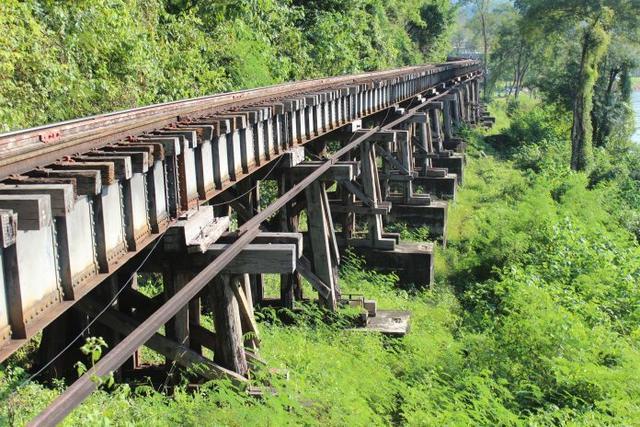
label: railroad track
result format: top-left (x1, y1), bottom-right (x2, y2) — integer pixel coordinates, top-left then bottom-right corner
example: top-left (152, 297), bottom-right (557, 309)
top-left (0, 60), bottom-right (485, 425)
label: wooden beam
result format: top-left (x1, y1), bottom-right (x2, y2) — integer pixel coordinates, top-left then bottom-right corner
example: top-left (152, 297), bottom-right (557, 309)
top-left (210, 275), bottom-right (248, 376)
top-left (375, 145), bottom-right (411, 175)
top-left (354, 129), bottom-right (395, 142)
top-left (216, 232), bottom-right (302, 257)
top-left (192, 243), bottom-right (298, 274)
top-left (164, 207), bottom-right (229, 253)
top-left (230, 276), bottom-right (261, 346)
top-left (296, 256), bottom-right (331, 299)
top-left (291, 161), bottom-right (358, 182)
top-left (329, 202), bottom-right (391, 215)
top-left (339, 181), bottom-right (377, 209)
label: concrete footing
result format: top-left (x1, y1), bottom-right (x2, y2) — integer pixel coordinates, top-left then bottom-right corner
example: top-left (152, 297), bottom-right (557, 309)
top-left (347, 242), bottom-right (434, 288)
top-left (431, 155), bottom-right (464, 184)
top-left (388, 200), bottom-right (447, 243)
top-left (444, 137), bottom-right (466, 152)
top-left (414, 174), bottom-right (457, 199)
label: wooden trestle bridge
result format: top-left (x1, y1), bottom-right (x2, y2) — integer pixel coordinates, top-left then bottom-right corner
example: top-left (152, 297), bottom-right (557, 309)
top-left (0, 59), bottom-right (491, 424)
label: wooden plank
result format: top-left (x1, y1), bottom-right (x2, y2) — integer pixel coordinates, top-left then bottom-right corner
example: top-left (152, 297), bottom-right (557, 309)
top-left (0, 183), bottom-right (74, 217)
top-left (217, 232), bottom-right (303, 258)
top-left (0, 194), bottom-right (52, 230)
top-left (27, 169), bottom-right (102, 196)
top-left (291, 161), bottom-right (358, 182)
top-left (194, 244), bottom-right (297, 274)
top-left (51, 161), bottom-right (115, 186)
top-left (98, 148), bottom-right (149, 173)
top-left (75, 155), bottom-right (132, 180)
top-left (164, 207), bottom-right (229, 253)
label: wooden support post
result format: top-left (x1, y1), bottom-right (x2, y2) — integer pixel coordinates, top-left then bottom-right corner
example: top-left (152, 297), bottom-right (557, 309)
top-left (278, 173), bottom-right (301, 309)
top-left (235, 178), bottom-right (263, 305)
top-left (339, 143), bottom-right (356, 240)
top-left (380, 139), bottom-right (391, 200)
top-left (189, 297), bottom-right (202, 355)
top-left (429, 108), bottom-right (444, 152)
top-left (417, 119), bottom-right (432, 173)
top-left (210, 275), bottom-right (248, 376)
top-left (92, 274), bottom-right (124, 380)
top-left (163, 269), bottom-right (192, 354)
top-left (443, 98), bottom-right (454, 140)
top-left (118, 272), bottom-right (140, 371)
top-left (396, 131), bottom-right (414, 204)
top-left (230, 274), bottom-right (260, 350)
top-left (359, 141), bottom-right (394, 249)
top-left (305, 181), bottom-right (339, 309)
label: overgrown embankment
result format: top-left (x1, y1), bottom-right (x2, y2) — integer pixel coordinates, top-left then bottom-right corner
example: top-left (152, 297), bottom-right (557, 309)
top-left (0, 0), bottom-right (454, 132)
top-left (3, 98), bottom-right (640, 425)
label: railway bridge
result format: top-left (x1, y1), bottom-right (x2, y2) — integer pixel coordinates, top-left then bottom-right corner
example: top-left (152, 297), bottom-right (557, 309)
top-left (0, 59), bottom-right (490, 424)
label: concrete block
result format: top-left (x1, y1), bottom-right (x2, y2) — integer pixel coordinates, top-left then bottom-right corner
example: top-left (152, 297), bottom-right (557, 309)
top-left (346, 242), bottom-right (434, 288)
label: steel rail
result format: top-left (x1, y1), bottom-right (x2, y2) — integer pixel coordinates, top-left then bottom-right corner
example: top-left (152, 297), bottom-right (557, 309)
top-left (28, 71), bottom-right (480, 426)
top-left (0, 61), bottom-right (477, 180)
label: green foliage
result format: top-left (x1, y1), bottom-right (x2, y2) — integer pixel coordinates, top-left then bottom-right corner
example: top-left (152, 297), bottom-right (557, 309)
top-left (0, 0), bottom-right (455, 131)
top-left (74, 337), bottom-right (115, 389)
top-left (442, 100), bottom-right (640, 422)
top-left (470, 0), bottom-right (640, 171)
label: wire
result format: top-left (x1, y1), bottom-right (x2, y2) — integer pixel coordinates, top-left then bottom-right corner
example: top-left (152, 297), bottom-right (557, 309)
top-left (14, 151), bottom-right (283, 392)
top-left (13, 233), bottom-right (166, 393)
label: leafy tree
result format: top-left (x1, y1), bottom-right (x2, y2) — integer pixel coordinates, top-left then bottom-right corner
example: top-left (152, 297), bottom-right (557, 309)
top-left (485, 3), bottom-right (545, 99)
top-left (515, 0), bottom-right (640, 171)
top-left (591, 29), bottom-right (640, 148)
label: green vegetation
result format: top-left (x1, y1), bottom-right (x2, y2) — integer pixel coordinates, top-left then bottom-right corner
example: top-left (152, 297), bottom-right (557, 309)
top-left (0, 0), bottom-right (455, 132)
top-left (462, 0), bottom-right (640, 171)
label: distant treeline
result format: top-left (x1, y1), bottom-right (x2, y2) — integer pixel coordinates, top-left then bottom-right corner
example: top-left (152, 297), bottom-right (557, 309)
top-left (0, 0), bottom-right (455, 131)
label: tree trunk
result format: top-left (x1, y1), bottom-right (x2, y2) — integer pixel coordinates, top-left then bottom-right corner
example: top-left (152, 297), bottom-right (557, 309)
top-left (570, 25), bottom-right (608, 171)
top-left (570, 36), bottom-right (590, 171)
top-left (480, 8), bottom-right (489, 100)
